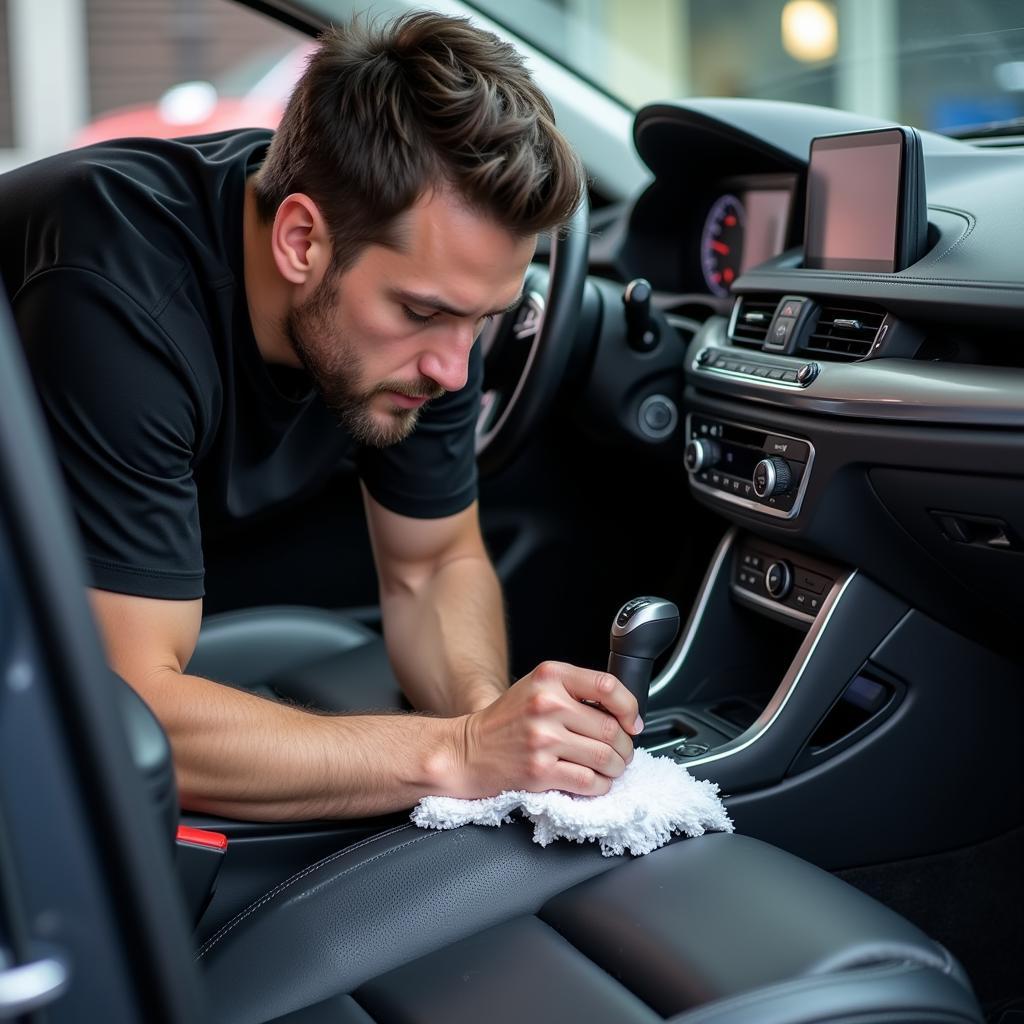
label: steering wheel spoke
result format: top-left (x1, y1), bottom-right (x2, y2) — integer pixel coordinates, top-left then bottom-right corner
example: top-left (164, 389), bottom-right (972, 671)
top-left (476, 388), bottom-right (502, 440)
top-left (475, 198), bottom-right (590, 474)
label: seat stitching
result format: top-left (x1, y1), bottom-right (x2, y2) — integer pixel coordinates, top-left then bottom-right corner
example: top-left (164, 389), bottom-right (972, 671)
top-left (195, 824), bottom-right (431, 960)
top-left (195, 821), bottom-right (417, 959)
top-left (197, 829), bottom-right (443, 961)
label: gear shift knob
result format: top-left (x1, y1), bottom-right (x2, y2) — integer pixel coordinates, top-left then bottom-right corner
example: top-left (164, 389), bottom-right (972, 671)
top-left (608, 597), bottom-right (680, 732)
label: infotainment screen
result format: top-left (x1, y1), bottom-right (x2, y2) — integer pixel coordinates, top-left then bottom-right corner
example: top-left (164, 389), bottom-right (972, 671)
top-left (803, 127), bottom-right (927, 273)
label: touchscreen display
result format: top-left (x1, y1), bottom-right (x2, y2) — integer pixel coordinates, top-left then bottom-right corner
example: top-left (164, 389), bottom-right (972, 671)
top-left (804, 129), bottom-right (904, 272)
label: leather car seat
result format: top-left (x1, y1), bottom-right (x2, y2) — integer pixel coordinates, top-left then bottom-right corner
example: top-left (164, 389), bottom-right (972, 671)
top-left (186, 606), bottom-right (405, 712)
top-left (183, 609), bottom-right (981, 1024)
top-left (199, 817), bottom-right (982, 1024)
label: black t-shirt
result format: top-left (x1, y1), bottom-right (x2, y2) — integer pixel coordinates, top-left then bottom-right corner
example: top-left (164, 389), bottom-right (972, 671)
top-left (0, 130), bottom-right (481, 599)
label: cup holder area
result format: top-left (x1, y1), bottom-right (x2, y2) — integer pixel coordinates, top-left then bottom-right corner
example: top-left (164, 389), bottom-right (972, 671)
top-left (638, 712), bottom-right (698, 748)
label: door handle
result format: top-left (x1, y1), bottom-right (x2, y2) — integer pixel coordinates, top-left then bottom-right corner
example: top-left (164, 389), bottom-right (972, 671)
top-left (0, 947), bottom-right (69, 1018)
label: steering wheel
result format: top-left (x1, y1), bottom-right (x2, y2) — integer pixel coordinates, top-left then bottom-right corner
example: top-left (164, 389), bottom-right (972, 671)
top-left (474, 197), bottom-right (590, 476)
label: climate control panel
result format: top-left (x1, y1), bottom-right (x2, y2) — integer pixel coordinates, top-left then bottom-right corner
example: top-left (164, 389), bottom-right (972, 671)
top-left (685, 414), bottom-right (814, 519)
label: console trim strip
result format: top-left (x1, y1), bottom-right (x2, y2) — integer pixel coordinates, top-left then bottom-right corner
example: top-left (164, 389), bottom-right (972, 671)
top-left (685, 413), bottom-right (816, 521)
top-left (649, 528), bottom-right (737, 698)
top-left (645, 566), bottom-right (858, 763)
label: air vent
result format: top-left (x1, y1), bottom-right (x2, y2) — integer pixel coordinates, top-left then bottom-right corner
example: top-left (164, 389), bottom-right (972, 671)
top-left (804, 304), bottom-right (886, 360)
top-left (728, 295), bottom-right (780, 348)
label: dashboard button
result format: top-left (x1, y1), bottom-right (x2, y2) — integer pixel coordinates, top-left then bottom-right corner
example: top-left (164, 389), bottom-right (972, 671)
top-left (795, 568), bottom-right (828, 594)
top-left (779, 299), bottom-right (804, 319)
top-left (769, 316), bottom-right (796, 346)
top-left (639, 395), bottom-right (678, 439)
top-left (764, 435), bottom-right (810, 462)
top-left (767, 368), bottom-right (784, 380)
top-left (781, 370), bottom-right (799, 383)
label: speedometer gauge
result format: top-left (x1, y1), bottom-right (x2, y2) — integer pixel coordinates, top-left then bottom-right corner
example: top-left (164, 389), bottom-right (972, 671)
top-left (701, 194), bottom-right (745, 297)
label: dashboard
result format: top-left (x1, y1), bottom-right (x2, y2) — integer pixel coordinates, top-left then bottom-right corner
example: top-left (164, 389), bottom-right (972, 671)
top-left (598, 98), bottom-right (1024, 657)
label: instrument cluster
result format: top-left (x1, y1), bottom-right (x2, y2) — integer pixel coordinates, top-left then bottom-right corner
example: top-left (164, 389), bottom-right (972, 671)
top-left (697, 176), bottom-right (796, 297)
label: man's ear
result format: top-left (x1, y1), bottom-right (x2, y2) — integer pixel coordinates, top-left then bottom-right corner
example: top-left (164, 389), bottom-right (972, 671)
top-left (270, 193), bottom-right (331, 287)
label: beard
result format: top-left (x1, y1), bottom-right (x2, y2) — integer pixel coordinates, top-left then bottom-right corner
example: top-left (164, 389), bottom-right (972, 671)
top-left (284, 276), bottom-right (445, 448)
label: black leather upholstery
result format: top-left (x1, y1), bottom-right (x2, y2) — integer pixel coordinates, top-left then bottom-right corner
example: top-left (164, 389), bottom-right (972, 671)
top-left (538, 834), bottom-right (965, 1012)
top-left (186, 606), bottom-right (404, 712)
top-left (200, 822), bottom-right (982, 1024)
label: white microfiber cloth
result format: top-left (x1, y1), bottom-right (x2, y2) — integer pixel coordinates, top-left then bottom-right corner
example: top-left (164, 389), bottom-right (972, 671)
top-left (411, 747), bottom-right (734, 857)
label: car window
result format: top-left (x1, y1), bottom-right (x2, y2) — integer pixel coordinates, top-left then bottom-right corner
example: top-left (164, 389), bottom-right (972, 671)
top-left (464, 0), bottom-right (1024, 134)
top-left (0, 0), bottom-right (304, 173)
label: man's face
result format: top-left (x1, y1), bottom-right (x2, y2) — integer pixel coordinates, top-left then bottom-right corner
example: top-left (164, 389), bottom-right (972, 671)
top-left (285, 189), bottom-right (536, 447)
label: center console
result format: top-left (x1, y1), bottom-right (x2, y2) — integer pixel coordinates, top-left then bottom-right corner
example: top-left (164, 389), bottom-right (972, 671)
top-left (638, 528), bottom-right (1023, 869)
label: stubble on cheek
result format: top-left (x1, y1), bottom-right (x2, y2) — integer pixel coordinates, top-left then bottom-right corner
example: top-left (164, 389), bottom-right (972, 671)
top-left (284, 284), bottom-right (441, 448)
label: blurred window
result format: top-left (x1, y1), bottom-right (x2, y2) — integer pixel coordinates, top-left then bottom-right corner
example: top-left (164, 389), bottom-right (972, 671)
top-left (466, 0), bottom-right (1024, 133)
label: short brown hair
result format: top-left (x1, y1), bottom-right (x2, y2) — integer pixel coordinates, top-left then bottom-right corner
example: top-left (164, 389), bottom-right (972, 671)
top-left (253, 11), bottom-right (586, 270)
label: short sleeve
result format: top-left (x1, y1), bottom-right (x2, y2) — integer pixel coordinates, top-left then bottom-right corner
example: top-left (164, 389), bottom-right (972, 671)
top-left (14, 268), bottom-right (207, 598)
top-left (356, 340), bottom-right (482, 519)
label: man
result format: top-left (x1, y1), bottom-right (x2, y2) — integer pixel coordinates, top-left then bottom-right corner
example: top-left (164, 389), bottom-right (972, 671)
top-left (0, 12), bottom-right (641, 820)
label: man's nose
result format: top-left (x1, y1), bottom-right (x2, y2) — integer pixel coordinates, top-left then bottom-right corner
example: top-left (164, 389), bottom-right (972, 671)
top-left (418, 324), bottom-right (475, 393)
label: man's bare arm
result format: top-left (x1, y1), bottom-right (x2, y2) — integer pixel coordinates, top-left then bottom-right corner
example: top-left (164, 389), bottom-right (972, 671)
top-left (89, 588), bottom-right (641, 820)
top-left (89, 589), bottom-right (466, 819)
top-left (363, 491), bottom-right (508, 715)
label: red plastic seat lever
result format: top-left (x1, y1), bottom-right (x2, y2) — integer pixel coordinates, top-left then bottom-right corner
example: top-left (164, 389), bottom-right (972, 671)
top-left (176, 825), bottom-right (228, 851)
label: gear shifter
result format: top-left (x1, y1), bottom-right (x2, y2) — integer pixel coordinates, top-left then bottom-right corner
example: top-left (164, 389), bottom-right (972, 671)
top-left (608, 597), bottom-right (680, 731)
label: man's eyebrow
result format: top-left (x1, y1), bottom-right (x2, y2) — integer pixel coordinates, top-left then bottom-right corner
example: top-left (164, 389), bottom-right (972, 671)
top-left (396, 290), bottom-right (523, 319)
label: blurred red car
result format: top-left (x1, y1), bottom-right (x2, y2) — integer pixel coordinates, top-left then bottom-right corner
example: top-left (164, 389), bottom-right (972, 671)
top-left (74, 42), bottom-right (314, 146)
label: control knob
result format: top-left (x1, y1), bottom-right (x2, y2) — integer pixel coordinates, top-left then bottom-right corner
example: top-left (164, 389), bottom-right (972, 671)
top-left (752, 456), bottom-right (793, 498)
top-left (623, 278), bottom-right (660, 352)
top-left (764, 561), bottom-right (793, 599)
top-left (684, 438), bottom-right (721, 473)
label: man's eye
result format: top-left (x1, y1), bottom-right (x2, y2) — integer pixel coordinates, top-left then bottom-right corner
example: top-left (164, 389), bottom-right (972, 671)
top-left (402, 305), bottom-right (436, 325)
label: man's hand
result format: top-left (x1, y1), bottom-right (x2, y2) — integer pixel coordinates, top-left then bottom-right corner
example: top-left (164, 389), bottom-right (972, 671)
top-left (451, 661), bottom-right (642, 798)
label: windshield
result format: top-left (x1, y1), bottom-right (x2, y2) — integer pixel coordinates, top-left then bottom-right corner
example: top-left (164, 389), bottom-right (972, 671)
top-left (466, 0), bottom-right (1024, 135)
